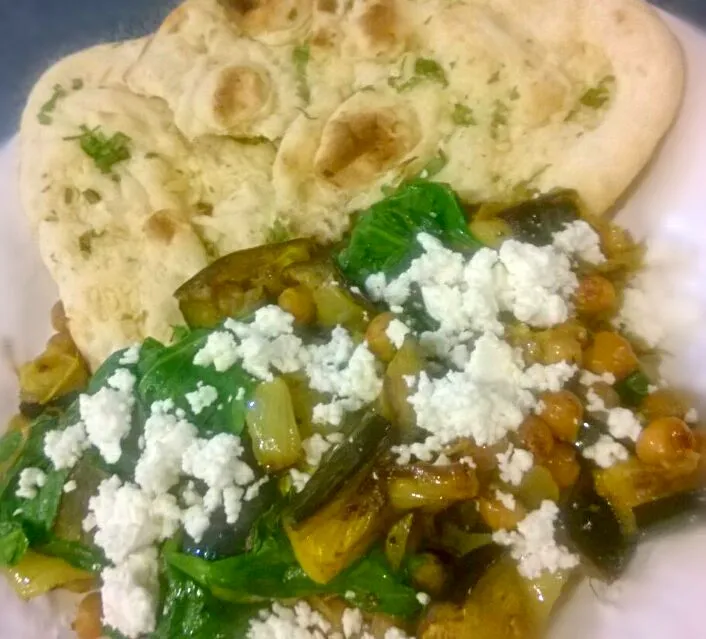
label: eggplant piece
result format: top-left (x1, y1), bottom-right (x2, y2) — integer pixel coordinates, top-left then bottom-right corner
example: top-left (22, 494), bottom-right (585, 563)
top-left (563, 470), bottom-right (635, 580)
top-left (634, 489), bottom-right (706, 533)
top-left (574, 417), bottom-right (605, 455)
top-left (175, 240), bottom-right (315, 328)
top-left (614, 370), bottom-right (651, 408)
top-left (447, 544), bottom-right (504, 604)
top-left (493, 189), bottom-right (580, 246)
top-left (288, 412), bottom-right (391, 523)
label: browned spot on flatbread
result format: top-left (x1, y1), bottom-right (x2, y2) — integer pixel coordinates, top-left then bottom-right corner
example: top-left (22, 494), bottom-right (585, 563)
top-left (359, 1), bottom-right (399, 51)
top-left (314, 106), bottom-right (420, 188)
top-left (212, 65), bottom-right (269, 126)
top-left (218, 0), bottom-right (311, 36)
top-left (317, 0), bottom-right (337, 12)
top-left (144, 211), bottom-right (179, 244)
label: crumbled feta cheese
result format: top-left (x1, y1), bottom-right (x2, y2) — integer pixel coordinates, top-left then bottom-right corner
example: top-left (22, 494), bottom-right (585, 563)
top-left (492, 500), bottom-right (579, 579)
top-left (579, 370), bottom-right (616, 386)
top-left (606, 407), bottom-right (642, 442)
top-left (193, 330), bottom-right (240, 372)
top-left (302, 432), bottom-right (344, 467)
top-left (497, 240), bottom-right (578, 328)
top-left (182, 434), bottom-right (255, 492)
top-left (223, 485), bottom-right (245, 524)
top-left (63, 480), bottom-right (77, 494)
top-left (44, 422), bottom-right (90, 470)
top-left (365, 273), bottom-right (387, 300)
top-left (82, 513), bottom-right (97, 533)
top-left (582, 435), bottom-right (629, 468)
top-left (552, 221), bottom-right (605, 265)
top-left (16, 467), bottom-right (46, 499)
top-left (235, 387), bottom-right (246, 401)
top-left (384, 629), bottom-right (413, 639)
top-left (88, 476), bottom-right (180, 563)
top-left (247, 601), bottom-right (331, 639)
top-left (416, 592), bottom-right (431, 606)
top-left (183, 503), bottom-right (210, 543)
top-left (101, 548), bottom-right (159, 639)
top-left (386, 319), bottom-right (411, 349)
top-left (495, 489), bottom-right (517, 511)
top-left (80, 371), bottom-right (135, 464)
top-left (342, 608), bottom-right (364, 638)
top-left (244, 477), bottom-right (269, 502)
top-left (614, 285), bottom-right (665, 348)
top-left (306, 327), bottom-right (382, 426)
top-left (585, 387), bottom-right (607, 413)
top-left (118, 344), bottom-right (141, 366)
top-left (686, 408), bottom-right (699, 424)
top-left (134, 409), bottom-right (197, 495)
top-left (289, 468), bottom-right (311, 493)
top-left (496, 446), bottom-right (534, 486)
top-left (185, 383), bottom-right (218, 415)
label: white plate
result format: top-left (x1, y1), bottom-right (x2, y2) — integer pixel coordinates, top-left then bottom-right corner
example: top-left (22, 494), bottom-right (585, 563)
top-left (1, 11), bottom-right (706, 639)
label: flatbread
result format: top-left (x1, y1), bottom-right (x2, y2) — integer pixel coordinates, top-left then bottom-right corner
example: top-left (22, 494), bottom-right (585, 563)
top-left (19, 0), bottom-right (683, 367)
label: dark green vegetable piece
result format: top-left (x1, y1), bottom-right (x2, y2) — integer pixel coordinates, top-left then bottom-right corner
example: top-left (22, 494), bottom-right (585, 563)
top-left (137, 329), bottom-right (256, 438)
top-left (289, 412), bottom-right (392, 523)
top-left (493, 189), bottom-right (580, 246)
top-left (634, 489), bottom-right (706, 534)
top-left (574, 418), bottom-right (605, 455)
top-left (38, 538), bottom-right (104, 573)
top-left (175, 239), bottom-right (314, 328)
top-left (563, 470), bottom-right (635, 580)
top-left (292, 43), bottom-right (311, 103)
top-left (69, 125), bottom-right (131, 174)
top-left (0, 430), bottom-right (23, 466)
top-left (389, 57), bottom-right (448, 91)
top-left (0, 521), bottom-right (29, 566)
top-left (446, 544), bottom-right (503, 604)
top-left (615, 370), bottom-right (651, 408)
top-left (336, 180), bottom-right (482, 288)
top-left (451, 103), bottom-right (477, 127)
top-left (153, 566), bottom-right (260, 638)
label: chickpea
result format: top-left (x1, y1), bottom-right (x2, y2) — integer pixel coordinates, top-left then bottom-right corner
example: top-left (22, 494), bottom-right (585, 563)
top-left (539, 330), bottom-right (583, 365)
top-left (278, 285), bottom-right (316, 325)
top-left (468, 218), bottom-right (511, 248)
top-left (583, 331), bottom-right (638, 381)
top-left (478, 493), bottom-right (526, 531)
top-left (544, 442), bottom-right (580, 488)
top-left (365, 312), bottom-right (398, 362)
top-left (636, 417), bottom-right (696, 466)
top-left (575, 274), bottom-right (617, 316)
top-left (640, 389), bottom-right (687, 422)
top-left (517, 415), bottom-right (555, 462)
top-left (72, 592), bottom-right (102, 639)
top-left (538, 391), bottom-right (583, 443)
top-left (600, 222), bottom-right (635, 258)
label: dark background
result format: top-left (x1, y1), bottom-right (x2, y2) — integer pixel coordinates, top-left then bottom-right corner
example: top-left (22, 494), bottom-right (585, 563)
top-left (0, 0), bottom-right (701, 142)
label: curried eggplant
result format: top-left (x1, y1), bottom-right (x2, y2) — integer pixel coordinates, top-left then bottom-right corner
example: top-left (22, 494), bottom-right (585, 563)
top-left (289, 412), bottom-right (391, 523)
top-left (285, 470), bottom-right (394, 584)
top-left (175, 240), bottom-right (315, 328)
top-left (563, 470), bottom-right (635, 580)
top-left (633, 488), bottom-right (706, 533)
top-left (385, 513), bottom-right (418, 571)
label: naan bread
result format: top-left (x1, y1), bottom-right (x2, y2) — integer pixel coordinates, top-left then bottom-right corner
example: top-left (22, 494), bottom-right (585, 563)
top-left (19, 0), bottom-right (683, 367)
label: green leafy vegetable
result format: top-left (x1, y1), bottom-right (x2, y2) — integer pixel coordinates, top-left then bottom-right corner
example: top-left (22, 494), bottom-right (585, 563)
top-left (615, 370), bottom-right (651, 408)
top-left (0, 521), bottom-right (29, 566)
top-left (336, 180), bottom-right (481, 288)
top-left (37, 84), bottom-right (67, 125)
top-left (38, 538), bottom-right (104, 573)
top-left (70, 125), bottom-right (131, 174)
top-left (389, 57), bottom-right (448, 91)
top-left (19, 469), bottom-right (70, 539)
top-left (137, 329), bottom-right (256, 437)
top-left (452, 103), bottom-right (477, 126)
top-left (0, 430), bottom-right (23, 465)
top-left (579, 75), bottom-right (615, 109)
top-left (292, 43), bottom-right (311, 103)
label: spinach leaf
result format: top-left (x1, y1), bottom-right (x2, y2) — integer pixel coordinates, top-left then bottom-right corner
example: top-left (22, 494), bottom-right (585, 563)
top-left (0, 430), bottom-right (23, 465)
top-left (336, 180), bottom-right (481, 288)
top-left (615, 370), bottom-right (651, 408)
top-left (0, 521), bottom-right (29, 566)
top-left (39, 537), bottom-right (105, 573)
top-left (137, 329), bottom-right (256, 437)
top-left (19, 468), bottom-right (70, 540)
top-left (167, 517), bottom-right (421, 618)
top-left (153, 567), bottom-right (260, 638)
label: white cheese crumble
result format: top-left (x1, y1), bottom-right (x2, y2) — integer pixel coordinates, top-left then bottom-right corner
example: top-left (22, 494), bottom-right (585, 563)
top-left (686, 408), bottom-right (699, 424)
top-left (606, 407), bottom-right (642, 442)
top-left (193, 331), bottom-right (240, 372)
top-left (386, 318), bottom-right (411, 349)
top-left (44, 422), bottom-right (90, 470)
top-left (306, 327), bottom-right (382, 426)
top-left (496, 446), bottom-right (534, 486)
top-left (185, 383), bottom-right (219, 415)
top-left (492, 500), bottom-right (579, 579)
top-left (495, 489), bottom-right (517, 511)
top-left (87, 476), bottom-right (181, 564)
top-left (63, 480), bottom-right (77, 494)
top-left (552, 220), bottom-right (605, 265)
top-left (247, 601), bottom-right (332, 639)
top-left (579, 370), bottom-right (616, 386)
top-left (614, 284), bottom-right (665, 348)
top-left (289, 468), bottom-right (311, 493)
top-left (582, 435), bottom-right (629, 468)
top-left (302, 432), bottom-right (344, 467)
top-left (101, 547), bottom-right (159, 639)
top-left (416, 592), bottom-right (431, 606)
top-left (16, 467), bottom-right (46, 500)
top-left (118, 344), bottom-right (141, 366)
top-left (80, 369), bottom-right (136, 464)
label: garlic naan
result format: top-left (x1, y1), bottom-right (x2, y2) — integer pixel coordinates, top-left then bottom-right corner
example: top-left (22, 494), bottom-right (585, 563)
top-left (19, 0), bottom-right (683, 367)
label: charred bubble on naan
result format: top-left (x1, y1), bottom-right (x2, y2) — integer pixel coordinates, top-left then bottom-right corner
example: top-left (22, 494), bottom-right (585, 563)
top-left (20, 0), bottom-right (684, 367)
